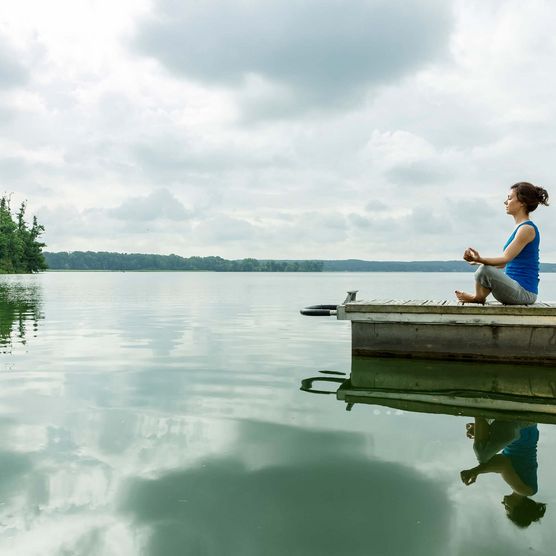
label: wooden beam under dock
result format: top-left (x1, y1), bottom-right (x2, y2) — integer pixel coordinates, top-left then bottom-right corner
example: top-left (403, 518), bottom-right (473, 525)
top-left (336, 299), bottom-right (556, 364)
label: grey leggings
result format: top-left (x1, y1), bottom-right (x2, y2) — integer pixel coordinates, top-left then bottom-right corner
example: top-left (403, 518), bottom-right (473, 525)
top-left (473, 420), bottom-right (530, 464)
top-left (475, 265), bottom-right (537, 305)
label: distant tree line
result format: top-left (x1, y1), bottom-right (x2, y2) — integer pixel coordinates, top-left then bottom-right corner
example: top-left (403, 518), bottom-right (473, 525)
top-left (321, 259), bottom-right (474, 272)
top-left (42, 252), bottom-right (556, 272)
top-left (0, 196), bottom-right (47, 274)
top-left (321, 259), bottom-right (556, 272)
top-left (43, 251), bottom-right (325, 272)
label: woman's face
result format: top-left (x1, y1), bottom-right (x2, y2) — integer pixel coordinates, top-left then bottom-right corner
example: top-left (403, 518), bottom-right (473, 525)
top-left (504, 189), bottom-right (525, 215)
top-left (502, 493), bottom-right (522, 514)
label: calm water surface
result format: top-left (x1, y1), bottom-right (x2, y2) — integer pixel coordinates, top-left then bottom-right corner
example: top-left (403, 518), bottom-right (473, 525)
top-left (2, 272), bottom-right (556, 555)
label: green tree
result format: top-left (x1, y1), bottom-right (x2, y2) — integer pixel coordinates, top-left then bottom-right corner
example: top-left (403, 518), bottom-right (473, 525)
top-left (0, 196), bottom-right (47, 273)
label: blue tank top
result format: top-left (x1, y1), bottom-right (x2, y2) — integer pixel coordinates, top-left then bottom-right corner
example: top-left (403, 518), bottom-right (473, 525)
top-left (502, 424), bottom-right (539, 494)
top-left (503, 221), bottom-right (540, 294)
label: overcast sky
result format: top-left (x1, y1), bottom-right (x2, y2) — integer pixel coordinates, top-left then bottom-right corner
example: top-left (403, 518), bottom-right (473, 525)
top-left (1, 0), bottom-right (555, 260)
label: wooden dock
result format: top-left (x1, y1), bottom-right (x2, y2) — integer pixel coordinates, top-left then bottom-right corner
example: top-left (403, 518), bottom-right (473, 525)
top-left (336, 298), bottom-right (556, 364)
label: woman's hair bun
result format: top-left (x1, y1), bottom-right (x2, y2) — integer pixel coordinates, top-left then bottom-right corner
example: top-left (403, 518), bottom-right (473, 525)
top-left (535, 186), bottom-right (550, 206)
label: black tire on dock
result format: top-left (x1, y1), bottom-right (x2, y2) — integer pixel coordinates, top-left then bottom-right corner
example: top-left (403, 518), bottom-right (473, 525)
top-left (300, 304), bottom-right (338, 316)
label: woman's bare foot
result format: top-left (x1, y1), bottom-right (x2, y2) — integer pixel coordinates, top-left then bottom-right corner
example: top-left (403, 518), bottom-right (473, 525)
top-left (466, 422), bottom-right (475, 439)
top-left (455, 291), bottom-right (486, 304)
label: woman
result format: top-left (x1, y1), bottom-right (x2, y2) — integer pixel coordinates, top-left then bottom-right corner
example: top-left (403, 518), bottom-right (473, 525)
top-left (461, 418), bottom-right (546, 528)
top-left (455, 182), bottom-right (549, 305)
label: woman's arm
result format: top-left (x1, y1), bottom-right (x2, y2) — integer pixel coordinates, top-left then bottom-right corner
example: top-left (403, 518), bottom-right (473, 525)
top-left (464, 225), bottom-right (536, 267)
top-left (460, 454), bottom-right (534, 496)
top-left (461, 454), bottom-right (506, 485)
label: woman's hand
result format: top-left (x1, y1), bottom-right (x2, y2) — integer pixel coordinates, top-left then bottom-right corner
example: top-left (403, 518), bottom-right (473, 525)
top-left (463, 247), bottom-right (481, 265)
top-left (460, 468), bottom-right (478, 485)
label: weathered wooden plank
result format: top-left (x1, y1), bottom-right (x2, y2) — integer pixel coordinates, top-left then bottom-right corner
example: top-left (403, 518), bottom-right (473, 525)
top-left (361, 298), bottom-right (556, 308)
top-left (351, 321), bottom-right (556, 364)
top-left (342, 311), bottom-right (556, 326)
top-left (344, 299), bottom-right (556, 316)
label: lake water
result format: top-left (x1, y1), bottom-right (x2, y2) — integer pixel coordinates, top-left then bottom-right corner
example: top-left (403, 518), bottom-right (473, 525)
top-left (2, 271), bottom-right (556, 555)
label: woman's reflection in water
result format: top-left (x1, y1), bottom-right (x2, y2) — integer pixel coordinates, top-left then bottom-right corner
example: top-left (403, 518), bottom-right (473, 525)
top-left (460, 417), bottom-right (546, 528)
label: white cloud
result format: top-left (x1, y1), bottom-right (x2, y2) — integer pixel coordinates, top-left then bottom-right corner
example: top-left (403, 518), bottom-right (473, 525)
top-left (110, 189), bottom-right (190, 222)
top-left (0, 34), bottom-right (30, 88)
top-left (133, 0), bottom-right (453, 114)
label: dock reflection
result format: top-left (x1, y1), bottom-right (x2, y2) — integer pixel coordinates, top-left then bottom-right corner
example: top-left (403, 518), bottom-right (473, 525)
top-left (301, 356), bottom-right (556, 424)
top-left (301, 356), bottom-right (555, 529)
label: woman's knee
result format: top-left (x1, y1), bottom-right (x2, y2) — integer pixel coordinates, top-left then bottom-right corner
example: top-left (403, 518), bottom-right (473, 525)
top-left (475, 264), bottom-right (500, 287)
top-left (473, 441), bottom-right (493, 464)
top-left (474, 264), bottom-right (490, 285)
